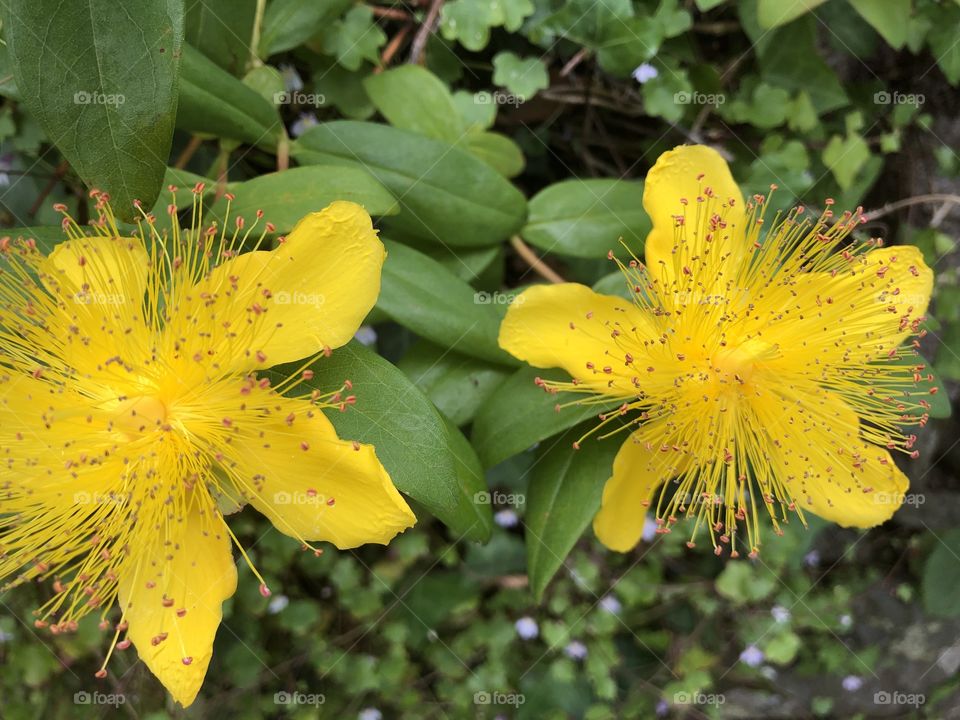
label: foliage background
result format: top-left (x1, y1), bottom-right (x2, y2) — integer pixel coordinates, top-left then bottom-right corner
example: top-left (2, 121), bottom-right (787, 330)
top-left (1, 0), bottom-right (960, 718)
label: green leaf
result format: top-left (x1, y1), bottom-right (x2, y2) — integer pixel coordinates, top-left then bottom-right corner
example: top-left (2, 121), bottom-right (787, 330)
top-left (922, 529), bottom-right (960, 617)
top-left (715, 562), bottom-right (776, 604)
top-left (363, 65), bottom-right (464, 142)
top-left (492, 52), bottom-right (549, 100)
top-left (2, 0), bottom-right (184, 220)
top-left (526, 425), bottom-right (619, 600)
top-left (377, 239), bottom-right (517, 366)
top-left (397, 341), bottom-right (513, 426)
top-left (758, 17), bottom-right (848, 113)
top-left (822, 133), bottom-right (870, 190)
top-left (452, 90), bottom-right (497, 130)
top-left (927, 5), bottom-right (960, 85)
top-left (848, 0), bottom-right (910, 50)
top-left (312, 57), bottom-right (376, 120)
top-left (756, 0), bottom-right (827, 28)
top-left (472, 367), bottom-right (621, 468)
top-left (293, 121), bottom-right (527, 247)
top-left (320, 6), bottom-right (386, 71)
top-left (260, 0), bottom-right (352, 56)
top-left (461, 131), bottom-right (525, 178)
top-left (178, 44), bottom-right (282, 149)
top-left (443, 415), bottom-right (495, 543)
top-left (210, 165), bottom-right (398, 233)
top-left (285, 341), bottom-right (493, 542)
top-left (440, 0), bottom-right (498, 52)
top-left (243, 65), bottom-right (285, 105)
top-left (185, 0), bottom-right (257, 75)
top-left (522, 179), bottom-right (650, 258)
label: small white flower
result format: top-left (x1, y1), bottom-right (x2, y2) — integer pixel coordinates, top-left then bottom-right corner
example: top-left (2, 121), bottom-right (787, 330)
top-left (842, 675), bottom-right (862, 692)
top-left (280, 63), bottom-right (304, 92)
top-left (739, 644), bottom-right (764, 667)
top-left (494, 509), bottom-right (519, 528)
top-left (564, 640), bottom-right (588, 660)
top-left (642, 515), bottom-right (657, 542)
top-left (267, 594), bottom-right (290, 614)
top-left (515, 616), bottom-right (539, 640)
top-left (599, 595), bottom-right (622, 615)
top-left (632, 63), bottom-right (659, 84)
top-left (771, 605), bottom-right (791, 624)
top-left (290, 112), bottom-right (319, 138)
top-left (355, 326), bottom-right (378, 347)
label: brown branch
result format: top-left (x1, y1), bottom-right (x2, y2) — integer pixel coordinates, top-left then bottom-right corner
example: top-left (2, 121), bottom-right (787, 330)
top-left (560, 48), bottom-right (590, 77)
top-left (408, 0), bottom-right (444, 65)
top-left (28, 160), bottom-right (69, 218)
top-left (174, 135), bottom-right (203, 170)
top-left (374, 22), bottom-right (413, 73)
top-left (371, 6), bottom-right (411, 21)
top-left (509, 235), bottom-right (565, 284)
top-left (862, 194), bottom-right (960, 222)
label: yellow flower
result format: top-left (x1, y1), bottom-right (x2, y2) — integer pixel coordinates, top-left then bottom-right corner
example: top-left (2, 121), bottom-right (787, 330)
top-left (500, 145), bottom-right (934, 557)
top-left (0, 189), bottom-right (415, 706)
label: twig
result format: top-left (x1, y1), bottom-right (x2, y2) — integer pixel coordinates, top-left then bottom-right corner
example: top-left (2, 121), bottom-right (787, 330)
top-left (408, 0), bottom-right (444, 65)
top-left (560, 48), bottom-right (590, 77)
top-left (374, 22), bottom-right (413, 73)
top-left (174, 135), bottom-right (203, 170)
top-left (509, 235), bottom-right (565, 284)
top-left (276, 133), bottom-right (290, 172)
top-left (28, 160), bottom-right (69, 218)
top-left (372, 6), bottom-right (411, 21)
top-left (863, 194), bottom-right (960, 222)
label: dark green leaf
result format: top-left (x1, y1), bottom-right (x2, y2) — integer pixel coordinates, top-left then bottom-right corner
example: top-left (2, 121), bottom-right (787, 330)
top-left (177, 44), bottom-right (281, 149)
top-left (472, 367), bottom-right (621, 468)
top-left (522, 179), bottom-right (649, 258)
top-left (922, 529), bottom-right (960, 617)
top-left (2, 0), bottom-right (184, 220)
top-left (293, 121), bottom-right (526, 247)
top-left (185, 0), bottom-right (257, 75)
top-left (526, 425), bottom-right (619, 600)
top-left (460, 131), bottom-right (525, 178)
top-left (378, 239), bottom-right (518, 365)
top-left (397, 341), bottom-right (513, 426)
top-left (212, 165), bottom-right (398, 233)
top-left (260, 0), bottom-right (352, 57)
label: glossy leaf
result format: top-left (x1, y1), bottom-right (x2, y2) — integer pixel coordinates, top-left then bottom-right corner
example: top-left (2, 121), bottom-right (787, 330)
top-left (2, 0), bottom-right (184, 220)
top-left (378, 239), bottom-right (518, 366)
top-left (526, 425), bottom-right (619, 600)
top-left (292, 121), bottom-right (527, 247)
top-left (471, 367), bottom-right (621, 468)
top-left (177, 44), bottom-right (282, 149)
top-left (212, 165), bottom-right (398, 233)
top-left (363, 65), bottom-right (464, 143)
top-left (522, 179), bottom-right (649, 258)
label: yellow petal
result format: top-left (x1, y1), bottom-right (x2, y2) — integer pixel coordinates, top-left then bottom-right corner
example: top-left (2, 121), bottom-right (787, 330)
top-left (593, 430), bottom-right (693, 552)
top-left (171, 201), bottom-right (384, 376)
top-left (643, 145), bottom-right (746, 285)
top-left (753, 383), bottom-right (909, 528)
top-left (118, 504), bottom-right (237, 708)
top-left (37, 236), bottom-right (151, 384)
top-left (203, 381), bottom-right (415, 549)
top-left (758, 245), bottom-right (933, 365)
top-left (498, 283), bottom-right (657, 395)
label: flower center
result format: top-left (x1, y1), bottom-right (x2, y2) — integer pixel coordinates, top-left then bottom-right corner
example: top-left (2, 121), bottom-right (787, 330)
top-left (113, 395), bottom-right (168, 438)
top-left (711, 338), bottom-right (776, 389)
